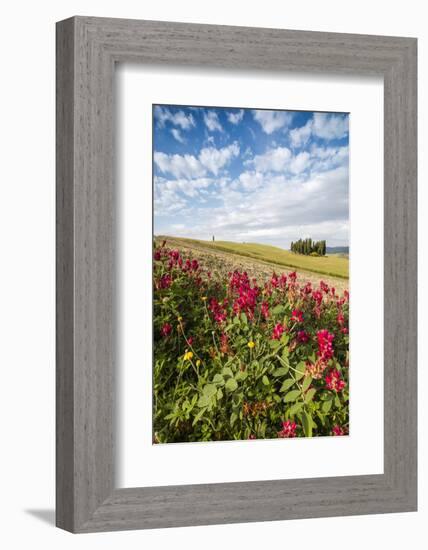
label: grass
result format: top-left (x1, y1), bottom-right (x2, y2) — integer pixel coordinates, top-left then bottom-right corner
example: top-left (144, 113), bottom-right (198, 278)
top-left (159, 236), bottom-right (349, 279)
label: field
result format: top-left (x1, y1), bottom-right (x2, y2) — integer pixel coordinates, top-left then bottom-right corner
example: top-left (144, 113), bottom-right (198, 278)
top-left (153, 238), bottom-right (349, 443)
top-left (158, 236), bottom-right (349, 279)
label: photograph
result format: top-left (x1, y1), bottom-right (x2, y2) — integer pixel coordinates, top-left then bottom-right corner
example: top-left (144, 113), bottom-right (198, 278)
top-left (152, 104), bottom-right (350, 443)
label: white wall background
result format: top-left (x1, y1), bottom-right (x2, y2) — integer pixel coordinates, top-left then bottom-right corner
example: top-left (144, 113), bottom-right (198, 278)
top-left (0, 1), bottom-right (424, 548)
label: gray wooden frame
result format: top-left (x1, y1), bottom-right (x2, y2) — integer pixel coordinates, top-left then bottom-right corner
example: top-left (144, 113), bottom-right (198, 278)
top-left (56, 16), bottom-right (417, 533)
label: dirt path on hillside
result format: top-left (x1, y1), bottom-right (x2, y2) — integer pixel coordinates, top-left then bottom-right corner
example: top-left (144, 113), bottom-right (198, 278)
top-left (163, 237), bottom-right (349, 294)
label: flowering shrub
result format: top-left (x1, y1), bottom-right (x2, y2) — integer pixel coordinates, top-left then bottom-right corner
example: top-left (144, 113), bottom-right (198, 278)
top-left (153, 240), bottom-right (349, 443)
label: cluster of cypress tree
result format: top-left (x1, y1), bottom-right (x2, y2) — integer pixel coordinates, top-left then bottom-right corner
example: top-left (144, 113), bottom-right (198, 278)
top-left (290, 238), bottom-right (326, 256)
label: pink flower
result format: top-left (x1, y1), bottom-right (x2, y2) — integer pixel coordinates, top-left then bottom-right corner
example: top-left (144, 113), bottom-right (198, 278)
top-left (272, 323), bottom-right (285, 340)
top-left (288, 271), bottom-right (297, 283)
top-left (154, 250), bottom-right (162, 261)
top-left (332, 425), bottom-right (346, 436)
top-left (317, 329), bottom-right (335, 361)
top-left (159, 273), bottom-right (172, 289)
top-left (208, 297), bottom-right (227, 324)
top-left (325, 369), bottom-right (345, 392)
top-left (248, 434), bottom-right (256, 440)
top-left (337, 312), bottom-right (345, 326)
top-left (278, 420), bottom-right (297, 438)
top-left (161, 323), bottom-right (172, 337)
top-left (261, 301), bottom-right (270, 319)
top-left (320, 280), bottom-right (329, 294)
top-left (291, 309), bottom-right (303, 323)
top-left (297, 330), bottom-right (309, 344)
top-left (187, 336), bottom-right (193, 346)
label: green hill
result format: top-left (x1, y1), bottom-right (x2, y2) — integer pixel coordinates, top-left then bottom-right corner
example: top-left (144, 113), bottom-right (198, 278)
top-left (159, 236), bottom-right (349, 279)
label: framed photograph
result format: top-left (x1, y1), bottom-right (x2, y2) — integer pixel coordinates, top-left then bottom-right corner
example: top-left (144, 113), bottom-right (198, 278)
top-left (56, 17), bottom-right (417, 532)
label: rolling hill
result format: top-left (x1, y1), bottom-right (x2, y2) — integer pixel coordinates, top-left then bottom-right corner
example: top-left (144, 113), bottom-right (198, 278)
top-left (157, 236), bottom-right (349, 279)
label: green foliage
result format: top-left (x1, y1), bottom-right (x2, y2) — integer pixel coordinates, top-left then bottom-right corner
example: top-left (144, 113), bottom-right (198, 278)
top-left (153, 242), bottom-right (349, 443)
top-left (291, 238), bottom-right (327, 256)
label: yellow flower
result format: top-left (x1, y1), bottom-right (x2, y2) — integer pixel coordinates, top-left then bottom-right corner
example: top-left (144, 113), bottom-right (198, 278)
top-left (247, 341), bottom-right (255, 349)
top-left (201, 296), bottom-right (207, 301)
top-left (177, 316), bottom-right (183, 322)
top-left (196, 359), bottom-right (201, 367)
top-left (183, 351), bottom-right (194, 361)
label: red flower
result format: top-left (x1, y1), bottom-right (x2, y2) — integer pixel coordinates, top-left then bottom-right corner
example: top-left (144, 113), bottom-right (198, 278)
top-left (261, 301), bottom-right (270, 319)
top-left (154, 250), bottom-right (162, 261)
top-left (208, 297), bottom-right (227, 324)
top-left (291, 309), bottom-right (303, 323)
top-left (248, 434), bottom-right (256, 440)
top-left (317, 329), bottom-right (335, 361)
top-left (337, 312), bottom-right (345, 326)
top-left (161, 323), bottom-right (172, 337)
top-left (297, 330), bottom-right (309, 343)
top-left (278, 420), bottom-right (297, 438)
top-left (272, 323), bottom-right (285, 340)
top-left (325, 369), bottom-right (345, 392)
top-left (320, 280), bottom-right (329, 294)
top-left (332, 425), bottom-right (346, 436)
top-left (288, 271), bottom-right (297, 283)
top-left (159, 273), bottom-right (172, 289)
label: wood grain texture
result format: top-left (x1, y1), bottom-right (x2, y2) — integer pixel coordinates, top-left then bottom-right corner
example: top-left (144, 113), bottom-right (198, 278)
top-left (56, 16), bottom-right (417, 533)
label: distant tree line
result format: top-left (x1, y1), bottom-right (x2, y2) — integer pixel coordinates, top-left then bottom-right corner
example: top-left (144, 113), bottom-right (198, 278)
top-left (290, 238), bottom-right (326, 256)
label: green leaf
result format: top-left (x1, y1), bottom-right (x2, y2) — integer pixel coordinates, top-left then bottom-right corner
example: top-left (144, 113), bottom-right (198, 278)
top-left (197, 394), bottom-right (211, 408)
top-left (288, 402), bottom-right (304, 416)
top-left (235, 370), bottom-right (248, 381)
top-left (281, 346), bottom-right (290, 358)
top-left (217, 388), bottom-right (223, 400)
top-left (295, 361), bottom-right (306, 381)
top-left (320, 392), bottom-right (334, 401)
top-left (269, 340), bottom-right (280, 349)
top-left (192, 407), bottom-right (206, 426)
top-left (334, 394), bottom-right (341, 408)
top-left (273, 366), bottom-right (289, 377)
top-left (233, 315), bottom-right (240, 325)
top-left (280, 334), bottom-right (290, 345)
top-left (305, 388), bottom-right (316, 403)
top-left (225, 378), bottom-right (238, 392)
top-left (230, 412), bottom-right (238, 427)
top-left (222, 367), bottom-right (234, 378)
top-left (272, 305), bottom-right (285, 316)
top-left (241, 312), bottom-right (248, 324)
top-left (203, 384), bottom-right (217, 398)
top-left (302, 411), bottom-right (313, 437)
top-left (262, 375), bottom-right (270, 386)
top-left (322, 399), bottom-right (332, 413)
top-left (284, 389), bottom-right (301, 403)
top-left (280, 378), bottom-right (295, 392)
top-left (302, 376), bottom-right (312, 392)
top-left (212, 373), bottom-right (225, 386)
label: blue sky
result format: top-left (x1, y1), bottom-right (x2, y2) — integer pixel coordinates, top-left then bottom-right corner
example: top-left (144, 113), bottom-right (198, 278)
top-left (153, 105), bottom-right (349, 248)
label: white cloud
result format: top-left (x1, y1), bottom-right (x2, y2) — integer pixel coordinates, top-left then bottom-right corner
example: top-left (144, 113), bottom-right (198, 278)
top-left (248, 144), bottom-right (348, 176)
top-left (199, 142), bottom-right (239, 176)
top-left (227, 109), bottom-right (244, 124)
top-left (203, 110), bottom-right (223, 132)
top-left (154, 142), bottom-right (239, 179)
top-left (157, 165), bottom-right (349, 247)
top-left (251, 147), bottom-right (292, 172)
top-left (290, 120), bottom-right (313, 148)
top-left (312, 113), bottom-right (348, 140)
top-left (154, 106), bottom-right (195, 130)
top-left (171, 128), bottom-right (185, 143)
top-left (252, 110), bottom-right (293, 134)
top-left (289, 113), bottom-right (348, 148)
top-left (154, 152), bottom-right (206, 179)
top-left (238, 171), bottom-right (264, 191)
